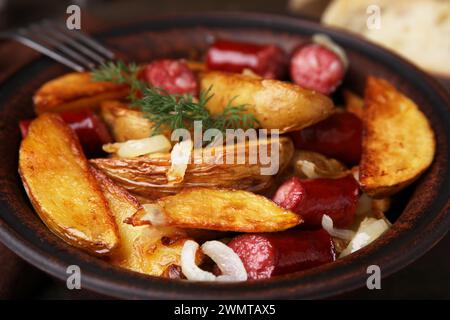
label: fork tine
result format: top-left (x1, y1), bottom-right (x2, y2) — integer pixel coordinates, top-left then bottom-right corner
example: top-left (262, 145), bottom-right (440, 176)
top-left (74, 31), bottom-right (115, 60)
top-left (28, 25), bottom-right (96, 69)
top-left (15, 29), bottom-right (85, 72)
top-left (48, 21), bottom-right (115, 60)
top-left (41, 21), bottom-right (108, 66)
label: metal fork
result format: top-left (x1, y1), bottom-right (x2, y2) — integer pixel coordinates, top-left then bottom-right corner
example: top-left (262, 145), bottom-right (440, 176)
top-left (0, 20), bottom-right (115, 72)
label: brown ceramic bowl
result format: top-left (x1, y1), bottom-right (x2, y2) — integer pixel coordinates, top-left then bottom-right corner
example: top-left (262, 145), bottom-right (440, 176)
top-left (0, 13), bottom-right (449, 299)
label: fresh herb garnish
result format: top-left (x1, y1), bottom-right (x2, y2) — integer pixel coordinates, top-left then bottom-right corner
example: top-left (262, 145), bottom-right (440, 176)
top-left (91, 61), bottom-right (259, 134)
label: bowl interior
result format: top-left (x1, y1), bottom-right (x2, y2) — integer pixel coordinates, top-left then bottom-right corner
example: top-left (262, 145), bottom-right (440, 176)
top-left (0, 13), bottom-right (449, 299)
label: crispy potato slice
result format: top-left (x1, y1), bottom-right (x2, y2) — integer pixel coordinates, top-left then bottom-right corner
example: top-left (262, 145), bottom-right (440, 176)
top-left (91, 137), bottom-right (294, 199)
top-left (360, 77), bottom-right (435, 197)
top-left (19, 113), bottom-right (119, 255)
top-left (100, 100), bottom-right (171, 142)
top-left (91, 167), bottom-right (195, 276)
top-left (34, 72), bottom-right (129, 114)
top-left (100, 100), bottom-right (153, 142)
top-left (128, 188), bottom-right (302, 232)
top-left (200, 71), bottom-right (334, 133)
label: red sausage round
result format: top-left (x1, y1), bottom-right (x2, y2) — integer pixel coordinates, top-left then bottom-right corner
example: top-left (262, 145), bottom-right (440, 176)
top-left (19, 110), bottom-right (112, 158)
top-left (144, 59), bottom-right (198, 95)
top-left (290, 111), bottom-right (363, 165)
top-left (228, 229), bottom-right (335, 280)
top-left (206, 39), bottom-right (287, 79)
top-left (290, 43), bottom-right (345, 95)
top-left (272, 175), bottom-right (304, 210)
top-left (273, 175), bottom-right (359, 228)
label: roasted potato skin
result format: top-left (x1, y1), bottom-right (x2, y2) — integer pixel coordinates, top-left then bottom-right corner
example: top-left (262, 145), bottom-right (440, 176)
top-left (19, 113), bottom-right (119, 255)
top-left (92, 167), bottom-right (195, 276)
top-left (200, 71), bottom-right (334, 133)
top-left (91, 137), bottom-right (294, 199)
top-left (100, 100), bottom-right (172, 142)
top-left (129, 187), bottom-right (302, 232)
top-left (360, 77), bottom-right (435, 198)
top-left (100, 100), bottom-right (154, 142)
top-left (34, 72), bottom-right (129, 114)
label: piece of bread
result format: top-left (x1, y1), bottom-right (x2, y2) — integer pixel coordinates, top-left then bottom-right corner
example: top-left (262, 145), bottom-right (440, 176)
top-left (322, 0), bottom-right (450, 77)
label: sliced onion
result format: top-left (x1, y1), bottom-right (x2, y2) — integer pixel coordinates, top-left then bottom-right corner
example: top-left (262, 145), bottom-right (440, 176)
top-left (167, 139), bottom-right (193, 184)
top-left (322, 214), bottom-right (355, 240)
top-left (340, 217), bottom-right (390, 258)
top-left (180, 240), bottom-right (247, 282)
top-left (292, 150), bottom-right (347, 179)
top-left (181, 240), bottom-right (216, 281)
top-left (201, 241), bottom-right (247, 282)
top-left (297, 160), bottom-right (319, 179)
top-left (103, 135), bottom-right (172, 158)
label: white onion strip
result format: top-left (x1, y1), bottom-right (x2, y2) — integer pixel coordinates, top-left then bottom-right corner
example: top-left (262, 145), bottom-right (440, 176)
top-left (322, 214), bottom-right (355, 240)
top-left (340, 217), bottom-right (390, 258)
top-left (167, 139), bottom-right (193, 184)
top-left (201, 241), bottom-right (247, 282)
top-left (181, 240), bottom-right (216, 281)
top-left (297, 160), bottom-right (319, 178)
top-left (180, 240), bottom-right (247, 282)
top-left (103, 135), bottom-right (172, 158)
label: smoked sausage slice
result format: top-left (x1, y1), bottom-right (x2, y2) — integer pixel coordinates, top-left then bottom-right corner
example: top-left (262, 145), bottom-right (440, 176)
top-left (273, 175), bottom-right (359, 228)
top-left (290, 43), bottom-right (345, 95)
top-left (228, 229), bottom-right (335, 280)
top-left (144, 59), bottom-right (198, 95)
top-left (290, 111), bottom-right (363, 165)
top-left (206, 39), bottom-right (287, 79)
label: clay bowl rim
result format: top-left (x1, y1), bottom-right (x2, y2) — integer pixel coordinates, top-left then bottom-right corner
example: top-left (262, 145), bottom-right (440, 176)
top-left (0, 12), bottom-right (449, 300)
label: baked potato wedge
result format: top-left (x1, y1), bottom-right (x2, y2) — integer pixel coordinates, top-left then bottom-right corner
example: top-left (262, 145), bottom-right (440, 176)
top-left (127, 187), bottom-right (302, 232)
top-left (360, 77), bottom-right (435, 197)
top-left (100, 100), bottom-right (172, 142)
top-left (100, 100), bottom-right (154, 142)
top-left (90, 137), bottom-right (294, 199)
top-left (19, 113), bottom-right (119, 255)
top-left (91, 167), bottom-right (195, 276)
top-left (200, 71), bottom-right (334, 133)
top-left (34, 72), bottom-right (129, 114)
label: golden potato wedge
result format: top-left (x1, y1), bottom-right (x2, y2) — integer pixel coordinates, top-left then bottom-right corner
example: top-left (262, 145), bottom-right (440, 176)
top-left (34, 72), bottom-right (129, 114)
top-left (127, 188), bottom-right (302, 232)
top-left (91, 137), bottom-right (294, 199)
top-left (100, 100), bottom-right (172, 142)
top-left (100, 100), bottom-right (153, 142)
top-left (91, 167), bottom-right (195, 276)
top-left (200, 71), bottom-right (334, 133)
top-left (360, 77), bottom-right (435, 197)
top-left (19, 113), bottom-right (119, 255)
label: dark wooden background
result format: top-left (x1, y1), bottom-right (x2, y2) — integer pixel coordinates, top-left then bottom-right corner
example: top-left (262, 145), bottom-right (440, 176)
top-left (0, 0), bottom-right (448, 299)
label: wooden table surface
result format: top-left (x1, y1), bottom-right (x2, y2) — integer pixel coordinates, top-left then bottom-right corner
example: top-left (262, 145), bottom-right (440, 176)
top-left (0, 0), bottom-right (448, 299)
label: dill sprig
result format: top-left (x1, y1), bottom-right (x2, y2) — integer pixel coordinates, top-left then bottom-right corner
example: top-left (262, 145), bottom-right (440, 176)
top-left (91, 61), bottom-right (259, 134)
top-left (91, 61), bottom-right (144, 103)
